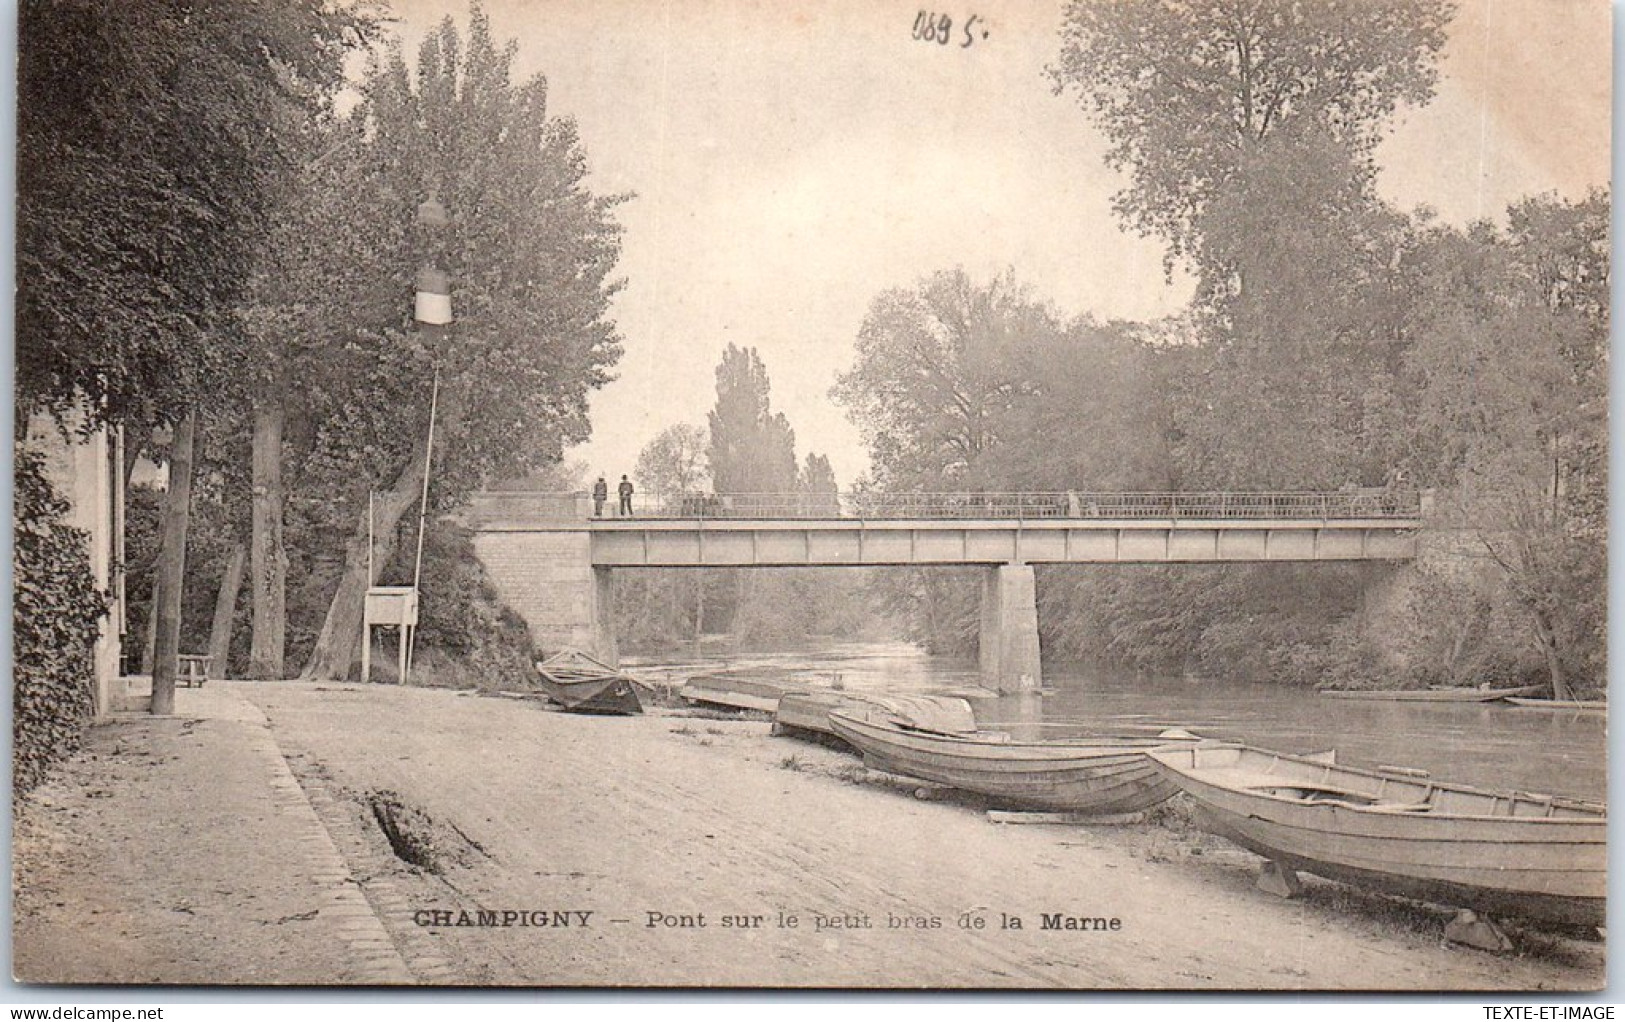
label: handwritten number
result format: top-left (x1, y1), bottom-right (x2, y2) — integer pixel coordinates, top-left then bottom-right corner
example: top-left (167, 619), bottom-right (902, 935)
top-left (914, 11), bottom-right (981, 48)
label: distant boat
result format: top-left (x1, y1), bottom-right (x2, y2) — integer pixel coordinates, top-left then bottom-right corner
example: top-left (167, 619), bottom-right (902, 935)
top-left (1148, 743), bottom-right (1606, 927)
top-left (1318, 684), bottom-right (1547, 703)
top-left (1506, 697), bottom-right (1606, 713)
top-left (534, 649), bottom-right (643, 715)
top-left (827, 704), bottom-right (1194, 814)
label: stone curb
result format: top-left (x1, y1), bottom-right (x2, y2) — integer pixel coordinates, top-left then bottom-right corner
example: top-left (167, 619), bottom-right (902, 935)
top-left (224, 693), bottom-right (419, 985)
top-left (284, 759), bottom-right (465, 985)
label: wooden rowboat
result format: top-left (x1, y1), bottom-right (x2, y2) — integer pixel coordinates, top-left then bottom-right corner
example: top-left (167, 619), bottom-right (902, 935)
top-left (1506, 697), bottom-right (1605, 713)
top-left (1147, 743), bottom-right (1606, 927)
top-left (826, 705), bottom-right (1193, 814)
top-left (534, 649), bottom-right (643, 715)
top-left (681, 674), bottom-right (802, 712)
top-left (1319, 684), bottom-right (1546, 703)
top-left (777, 692), bottom-right (978, 742)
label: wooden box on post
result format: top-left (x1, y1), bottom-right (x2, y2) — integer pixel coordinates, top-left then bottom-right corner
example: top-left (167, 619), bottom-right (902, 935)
top-left (363, 586), bottom-right (419, 684)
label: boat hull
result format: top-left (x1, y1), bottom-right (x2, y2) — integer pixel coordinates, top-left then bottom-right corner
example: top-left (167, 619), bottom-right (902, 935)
top-left (535, 675), bottom-right (643, 715)
top-left (828, 711), bottom-right (1182, 814)
top-left (682, 676), bottom-right (800, 712)
top-left (1506, 698), bottom-right (1605, 713)
top-left (1150, 745), bottom-right (1605, 927)
top-left (534, 650), bottom-right (644, 715)
top-left (1319, 684), bottom-right (1546, 703)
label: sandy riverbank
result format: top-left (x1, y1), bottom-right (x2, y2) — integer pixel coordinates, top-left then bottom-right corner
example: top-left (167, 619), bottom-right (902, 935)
top-left (11, 681), bottom-right (1604, 990)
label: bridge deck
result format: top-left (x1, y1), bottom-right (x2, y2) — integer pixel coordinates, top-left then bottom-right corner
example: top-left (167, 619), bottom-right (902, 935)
top-left (581, 516), bottom-right (1417, 566)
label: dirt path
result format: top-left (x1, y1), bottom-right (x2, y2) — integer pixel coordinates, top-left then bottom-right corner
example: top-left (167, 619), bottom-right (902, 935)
top-left (12, 695), bottom-right (412, 985)
top-left (238, 682), bottom-right (1602, 990)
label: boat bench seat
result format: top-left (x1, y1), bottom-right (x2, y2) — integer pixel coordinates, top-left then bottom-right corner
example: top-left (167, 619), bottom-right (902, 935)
top-left (1247, 782), bottom-right (1434, 813)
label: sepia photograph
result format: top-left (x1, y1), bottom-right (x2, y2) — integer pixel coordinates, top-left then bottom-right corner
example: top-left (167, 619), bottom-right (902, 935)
top-left (11, 0), bottom-right (1610, 994)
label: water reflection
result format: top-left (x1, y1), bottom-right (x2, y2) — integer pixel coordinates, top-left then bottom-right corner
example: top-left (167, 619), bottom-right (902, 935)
top-left (629, 641), bottom-right (1606, 800)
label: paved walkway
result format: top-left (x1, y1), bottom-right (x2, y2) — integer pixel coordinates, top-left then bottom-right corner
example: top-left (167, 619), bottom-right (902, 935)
top-left (13, 683), bottom-right (421, 986)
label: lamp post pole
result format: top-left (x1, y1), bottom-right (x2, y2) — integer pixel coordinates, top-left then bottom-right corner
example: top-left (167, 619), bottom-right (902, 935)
top-left (402, 194), bottom-right (452, 685)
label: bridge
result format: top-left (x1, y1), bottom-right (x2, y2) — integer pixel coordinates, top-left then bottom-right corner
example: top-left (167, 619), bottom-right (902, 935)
top-left (467, 490), bottom-right (1422, 692)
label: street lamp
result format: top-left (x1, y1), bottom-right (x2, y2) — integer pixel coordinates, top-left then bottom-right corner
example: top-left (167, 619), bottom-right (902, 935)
top-left (363, 194), bottom-right (452, 686)
top-left (414, 193), bottom-right (452, 326)
top-left (406, 194), bottom-right (452, 683)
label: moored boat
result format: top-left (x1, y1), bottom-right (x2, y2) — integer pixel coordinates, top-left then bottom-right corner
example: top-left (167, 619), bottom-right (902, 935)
top-left (827, 705), bottom-right (1193, 814)
top-left (1319, 684), bottom-right (1546, 703)
top-left (1506, 697), bottom-right (1605, 713)
top-left (1147, 743), bottom-right (1606, 927)
top-left (534, 649), bottom-right (644, 715)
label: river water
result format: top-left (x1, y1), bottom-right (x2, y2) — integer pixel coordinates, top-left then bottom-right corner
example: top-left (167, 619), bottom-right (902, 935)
top-left (628, 640), bottom-right (1607, 802)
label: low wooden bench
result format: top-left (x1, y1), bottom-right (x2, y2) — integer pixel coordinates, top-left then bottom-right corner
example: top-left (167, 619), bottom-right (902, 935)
top-left (177, 654), bottom-right (212, 687)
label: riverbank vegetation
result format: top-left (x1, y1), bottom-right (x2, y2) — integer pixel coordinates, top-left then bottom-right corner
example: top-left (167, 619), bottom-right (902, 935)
top-left (830, 0), bottom-right (1605, 697)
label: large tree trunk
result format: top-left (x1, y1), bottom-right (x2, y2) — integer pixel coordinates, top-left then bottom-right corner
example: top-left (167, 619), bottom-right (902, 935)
top-left (208, 541), bottom-right (247, 679)
top-left (302, 386), bottom-right (455, 681)
top-left (248, 394), bottom-right (288, 678)
top-left (1529, 604), bottom-right (1573, 701)
top-left (150, 412), bottom-right (197, 715)
top-left (141, 588), bottom-right (158, 673)
top-left (301, 457), bottom-right (424, 681)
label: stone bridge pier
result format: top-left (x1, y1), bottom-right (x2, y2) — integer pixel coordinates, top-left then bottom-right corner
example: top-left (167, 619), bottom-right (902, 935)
top-left (980, 564), bottom-right (1042, 692)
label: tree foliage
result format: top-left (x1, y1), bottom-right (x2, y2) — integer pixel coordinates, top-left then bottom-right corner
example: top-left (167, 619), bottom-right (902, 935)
top-left (635, 424), bottom-right (709, 496)
top-left (1050, 0), bottom-right (1451, 272)
top-left (16, 0), bottom-right (369, 430)
top-left (288, 7), bottom-right (627, 679)
top-left (707, 345), bottom-right (798, 493)
top-left (1397, 194), bottom-right (1608, 696)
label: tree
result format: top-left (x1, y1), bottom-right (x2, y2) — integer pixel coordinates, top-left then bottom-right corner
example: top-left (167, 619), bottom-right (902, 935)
top-left (707, 345), bottom-right (798, 494)
top-left (300, 8), bottom-right (626, 680)
top-left (798, 453), bottom-right (840, 515)
top-left (19, 0), bottom-right (369, 725)
top-left (833, 269), bottom-right (1061, 489)
top-left (634, 424), bottom-right (709, 496)
top-left (17, 0), bottom-right (369, 431)
top-left (622, 426), bottom-right (716, 646)
top-left (1049, 0), bottom-right (1451, 274)
top-left (1165, 130), bottom-right (1419, 488)
top-left (1400, 196), bottom-right (1607, 698)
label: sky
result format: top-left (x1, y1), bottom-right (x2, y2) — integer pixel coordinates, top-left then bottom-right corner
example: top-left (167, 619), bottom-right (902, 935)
top-left (382, 0), bottom-right (1611, 490)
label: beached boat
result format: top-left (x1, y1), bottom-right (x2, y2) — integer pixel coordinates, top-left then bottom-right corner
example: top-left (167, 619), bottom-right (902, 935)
top-left (681, 674), bottom-right (803, 712)
top-left (775, 692), bottom-right (978, 741)
top-left (826, 705), bottom-right (1192, 814)
top-left (1506, 697), bottom-right (1606, 713)
top-left (1147, 743), bottom-right (1606, 927)
top-left (1318, 684), bottom-right (1546, 703)
top-left (534, 649), bottom-right (643, 715)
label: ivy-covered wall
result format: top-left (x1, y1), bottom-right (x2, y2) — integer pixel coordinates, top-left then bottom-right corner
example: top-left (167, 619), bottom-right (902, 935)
top-left (14, 444), bottom-right (108, 794)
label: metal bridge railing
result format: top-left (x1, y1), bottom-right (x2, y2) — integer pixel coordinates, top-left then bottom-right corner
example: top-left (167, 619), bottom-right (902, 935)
top-left (601, 490), bottom-right (1422, 522)
top-left (467, 490), bottom-right (1422, 524)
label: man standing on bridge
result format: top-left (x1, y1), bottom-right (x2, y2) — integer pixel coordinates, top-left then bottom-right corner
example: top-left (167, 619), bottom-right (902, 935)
top-left (592, 476), bottom-right (608, 517)
top-left (618, 474), bottom-right (634, 517)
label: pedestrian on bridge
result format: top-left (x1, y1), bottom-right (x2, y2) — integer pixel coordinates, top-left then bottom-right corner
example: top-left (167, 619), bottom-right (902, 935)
top-left (618, 475), bottom-right (634, 517)
top-left (592, 476), bottom-right (608, 517)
